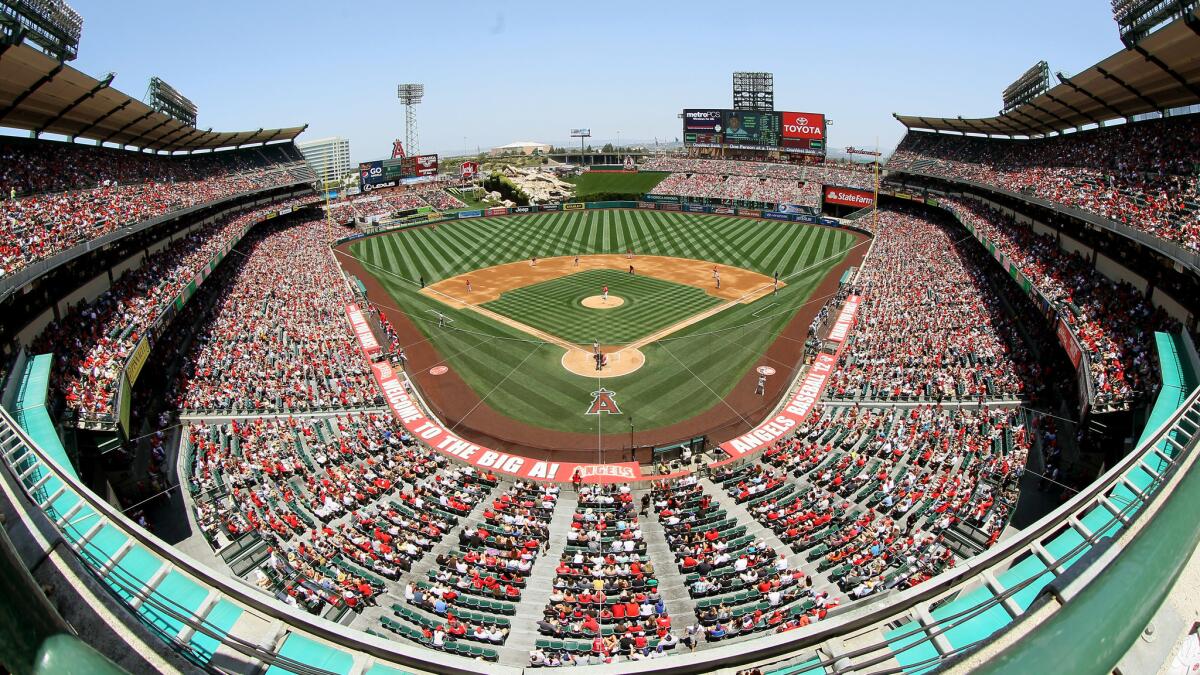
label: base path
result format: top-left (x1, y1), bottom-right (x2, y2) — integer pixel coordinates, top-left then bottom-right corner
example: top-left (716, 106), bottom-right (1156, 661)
top-left (581, 294), bottom-right (623, 309)
top-left (422, 254), bottom-right (780, 310)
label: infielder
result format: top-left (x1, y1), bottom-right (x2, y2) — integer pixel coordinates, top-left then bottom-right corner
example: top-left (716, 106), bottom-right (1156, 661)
top-left (602, 285), bottom-right (609, 302)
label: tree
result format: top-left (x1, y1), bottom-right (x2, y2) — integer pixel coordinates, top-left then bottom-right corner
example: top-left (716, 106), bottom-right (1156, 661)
top-left (601, 143), bottom-right (614, 152)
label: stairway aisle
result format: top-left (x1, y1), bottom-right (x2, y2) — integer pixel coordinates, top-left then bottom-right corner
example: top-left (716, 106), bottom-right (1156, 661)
top-left (501, 488), bottom-right (578, 660)
top-left (635, 486), bottom-right (697, 624)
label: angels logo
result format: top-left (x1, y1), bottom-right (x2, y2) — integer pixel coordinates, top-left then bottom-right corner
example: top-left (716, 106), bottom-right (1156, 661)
top-left (585, 388), bottom-right (622, 415)
top-left (391, 139), bottom-right (406, 159)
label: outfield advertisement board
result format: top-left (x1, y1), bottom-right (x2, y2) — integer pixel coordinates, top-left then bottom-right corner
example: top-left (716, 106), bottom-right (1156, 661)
top-left (824, 186), bottom-right (875, 208)
top-left (564, 202), bottom-right (585, 211)
top-left (512, 205), bottom-right (535, 213)
top-left (458, 210), bottom-right (483, 219)
top-left (540, 204), bottom-right (562, 211)
top-left (413, 154), bottom-right (439, 177)
top-left (683, 108), bottom-right (826, 153)
top-left (638, 202), bottom-right (657, 209)
top-left (460, 161), bottom-right (479, 178)
top-left (485, 206), bottom-right (508, 216)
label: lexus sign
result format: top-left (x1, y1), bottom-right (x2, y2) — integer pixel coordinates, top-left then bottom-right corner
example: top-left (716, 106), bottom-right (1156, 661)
top-left (824, 186), bottom-right (875, 208)
top-left (780, 111), bottom-right (826, 140)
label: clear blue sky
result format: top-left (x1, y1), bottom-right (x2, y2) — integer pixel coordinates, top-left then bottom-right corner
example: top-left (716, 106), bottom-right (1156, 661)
top-left (68, 0), bottom-right (1119, 163)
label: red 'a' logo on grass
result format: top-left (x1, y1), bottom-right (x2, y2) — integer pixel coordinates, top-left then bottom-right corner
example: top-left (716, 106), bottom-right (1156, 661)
top-left (586, 388), bottom-right (622, 415)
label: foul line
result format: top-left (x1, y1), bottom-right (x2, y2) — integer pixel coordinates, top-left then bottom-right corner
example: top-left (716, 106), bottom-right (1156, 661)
top-left (446, 341), bottom-right (545, 434)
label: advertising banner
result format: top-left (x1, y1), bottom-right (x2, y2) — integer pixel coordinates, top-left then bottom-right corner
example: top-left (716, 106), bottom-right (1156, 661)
top-left (659, 203), bottom-right (682, 211)
top-left (564, 202), bottom-right (585, 211)
top-left (1057, 319), bottom-right (1083, 370)
top-left (826, 295), bottom-right (861, 343)
top-left (370, 361), bottom-right (644, 483)
top-left (413, 154), bottom-right (439, 177)
top-left (682, 109), bottom-right (722, 133)
top-left (540, 204), bottom-right (562, 211)
top-left (124, 337), bottom-right (152, 388)
top-left (460, 161), bottom-right (479, 179)
top-left (823, 186), bottom-right (875, 208)
top-left (346, 304), bottom-right (382, 358)
top-left (683, 203), bottom-right (707, 212)
top-left (458, 210), bottom-right (483, 219)
top-left (638, 202), bottom-right (657, 210)
top-left (719, 352), bottom-right (836, 458)
top-left (780, 111), bottom-right (826, 141)
top-left (736, 208), bottom-right (762, 217)
top-left (641, 195), bottom-right (679, 204)
top-left (711, 207), bottom-right (734, 214)
top-left (763, 211), bottom-right (792, 221)
top-left (512, 205), bottom-right (536, 213)
top-left (485, 206), bottom-right (508, 216)
top-left (719, 292), bottom-right (858, 459)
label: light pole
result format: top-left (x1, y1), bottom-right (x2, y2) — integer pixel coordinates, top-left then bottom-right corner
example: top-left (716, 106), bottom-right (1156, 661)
top-left (616, 131), bottom-right (621, 162)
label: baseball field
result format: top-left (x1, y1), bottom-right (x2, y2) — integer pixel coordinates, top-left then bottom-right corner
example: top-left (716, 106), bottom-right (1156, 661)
top-left (338, 209), bottom-right (863, 450)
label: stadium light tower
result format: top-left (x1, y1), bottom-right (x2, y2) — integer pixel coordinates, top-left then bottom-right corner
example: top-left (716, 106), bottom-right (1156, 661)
top-left (397, 83), bottom-right (424, 158)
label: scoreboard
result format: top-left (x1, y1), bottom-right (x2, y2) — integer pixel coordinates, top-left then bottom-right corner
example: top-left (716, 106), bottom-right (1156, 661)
top-left (683, 108), bottom-right (825, 155)
top-left (360, 153), bottom-right (439, 190)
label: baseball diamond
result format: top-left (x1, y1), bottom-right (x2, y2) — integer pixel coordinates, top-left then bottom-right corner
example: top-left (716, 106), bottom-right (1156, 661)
top-left (338, 209), bottom-right (864, 449)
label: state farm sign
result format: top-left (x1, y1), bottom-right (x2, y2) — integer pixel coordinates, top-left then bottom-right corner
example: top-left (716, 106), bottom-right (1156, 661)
top-left (824, 186), bottom-right (875, 208)
top-left (780, 111), bottom-right (825, 140)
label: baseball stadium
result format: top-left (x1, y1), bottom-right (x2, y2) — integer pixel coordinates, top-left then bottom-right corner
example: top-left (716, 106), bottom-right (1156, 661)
top-left (1, 2), bottom-right (1200, 675)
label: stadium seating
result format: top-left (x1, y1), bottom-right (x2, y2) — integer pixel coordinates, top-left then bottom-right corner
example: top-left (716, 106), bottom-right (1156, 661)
top-left (937, 196), bottom-right (1174, 411)
top-left (0, 138), bottom-right (314, 278)
top-left (886, 116), bottom-right (1200, 250)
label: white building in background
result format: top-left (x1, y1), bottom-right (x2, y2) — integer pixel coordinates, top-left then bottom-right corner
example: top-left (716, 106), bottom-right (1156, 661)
top-left (297, 136), bottom-right (351, 183)
top-left (489, 141), bottom-right (552, 156)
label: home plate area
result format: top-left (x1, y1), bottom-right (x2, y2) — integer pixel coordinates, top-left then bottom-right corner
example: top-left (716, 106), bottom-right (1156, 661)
top-left (560, 346), bottom-right (646, 378)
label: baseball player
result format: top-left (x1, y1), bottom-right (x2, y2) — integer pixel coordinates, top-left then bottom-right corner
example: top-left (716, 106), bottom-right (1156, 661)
top-left (466, 279), bottom-right (473, 294)
top-left (715, 269), bottom-right (721, 289)
top-left (629, 264), bottom-right (634, 275)
top-left (602, 285), bottom-right (608, 302)
top-left (574, 255), bottom-right (580, 267)
top-left (755, 373), bottom-right (766, 396)
top-left (438, 312), bottom-right (446, 328)
top-left (773, 271), bottom-right (779, 296)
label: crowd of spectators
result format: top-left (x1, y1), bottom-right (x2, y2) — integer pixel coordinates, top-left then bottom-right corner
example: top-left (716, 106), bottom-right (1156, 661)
top-left (327, 186), bottom-right (466, 221)
top-left (171, 216), bottom-right (380, 413)
top-left (36, 197), bottom-right (312, 419)
top-left (649, 173), bottom-right (816, 206)
top-left (886, 116), bottom-right (1200, 249)
top-left (827, 207), bottom-right (1040, 401)
top-left (1, 139), bottom-right (314, 278)
top-left (643, 157), bottom-right (874, 207)
top-left (186, 413), bottom-right (496, 614)
top-left (940, 196), bottom-right (1172, 411)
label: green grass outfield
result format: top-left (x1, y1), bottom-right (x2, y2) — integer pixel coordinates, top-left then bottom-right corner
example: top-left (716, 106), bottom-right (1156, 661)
top-left (347, 210), bottom-right (857, 435)
top-left (482, 268), bottom-right (723, 344)
top-left (568, 171), bottom-right (669, 198)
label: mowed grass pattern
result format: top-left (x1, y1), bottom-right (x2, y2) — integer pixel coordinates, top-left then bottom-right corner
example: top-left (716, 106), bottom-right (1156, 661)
top-left (483, 269), bottom-right (723, 344)
top-left (569, 171), bottom-right (669, 198)
top-left (348, 210), bottom-right (857, 434)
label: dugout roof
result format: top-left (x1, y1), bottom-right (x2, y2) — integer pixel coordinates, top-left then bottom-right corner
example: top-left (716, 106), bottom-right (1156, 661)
top-left (0, 41), bottom-right (306, 152)
top-left (894, 8), bottom-right (1200, 137)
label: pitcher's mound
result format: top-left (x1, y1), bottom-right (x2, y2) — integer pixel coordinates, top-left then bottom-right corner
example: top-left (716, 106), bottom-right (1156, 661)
top-left (561, 347), bottom-right (645, 378)
top-left (581, 295), bottom-right (624, 309)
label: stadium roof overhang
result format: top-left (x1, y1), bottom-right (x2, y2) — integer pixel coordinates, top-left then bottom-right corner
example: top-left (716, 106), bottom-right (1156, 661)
top-left (893, 8), bottom-right (1200, 137)
top-left (0, 41), bottom-right (307, 152)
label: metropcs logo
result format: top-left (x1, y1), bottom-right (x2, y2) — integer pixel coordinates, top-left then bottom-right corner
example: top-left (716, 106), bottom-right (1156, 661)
top-left (685, 110), bottom-right (720, 119)
top-left (586, 388), bottom-right (622, 415)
